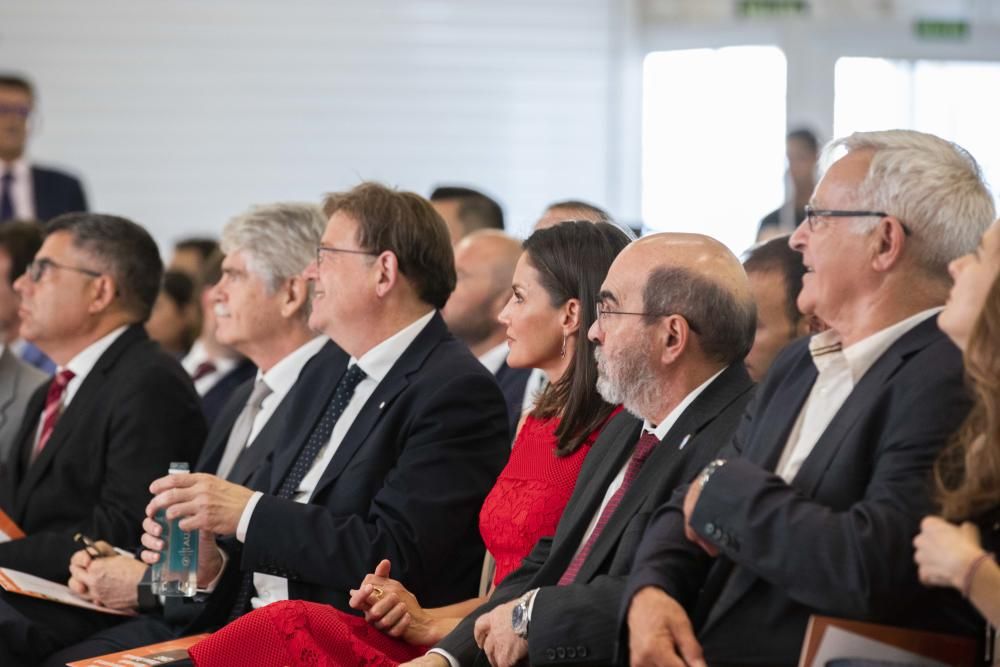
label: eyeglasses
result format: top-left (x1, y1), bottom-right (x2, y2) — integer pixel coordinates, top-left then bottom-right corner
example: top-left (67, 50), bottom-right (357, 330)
top-left (803, 205), bottom-right (910, 235)
top-left (315, 245), bottom-right (378, 266)
top-left (0, 103), bottom-right (31, 118)
top-left (595, 302), bottom-right (700, 334)
top-left (25, 258), bottom-right (103, 283)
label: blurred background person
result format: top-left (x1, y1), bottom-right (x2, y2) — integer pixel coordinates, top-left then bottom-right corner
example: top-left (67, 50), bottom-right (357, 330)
top-left (168, 236), bottom-right (219, 280)
top-left (0, 74), bottom-right (87, 222)
top-left (441, 229), bottom-right (530, 436)
top-left (180, 250), bottom-right (255, 426)
top-left (534, 198), bottom-right (613, 230)
top-left (914, 219), bottom-right (1000, 640)
top-left (145, 269), bottom-right (199, 358)
top-left (429, 185), bottom-right (504, 243)
top-left (741, 234), bottom-right (812, 382)
top-left (0, 220), bottom-right (53, 372)
top-left (756, 128), bottom-right (820, 242)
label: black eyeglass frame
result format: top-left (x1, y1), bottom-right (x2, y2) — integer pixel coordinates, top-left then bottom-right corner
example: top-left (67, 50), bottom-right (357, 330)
top-left (315, 245), bottom-right (379, 266)
top-left (803, 205), bottom-right (911, 235)
top-left (594, 302), bottom-right (701, 334)
top-left (25, 258), bottom-right (103, 283)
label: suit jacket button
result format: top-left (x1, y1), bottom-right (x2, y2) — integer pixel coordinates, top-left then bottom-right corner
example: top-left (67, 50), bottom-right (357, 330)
top-left (705, 522), bottom-right (716, 535)
top-left (546, 648), bottom-right (556, 660)
top-left (566, 647), bottom-right (577, 658)
top-left (556, 647), bottom-right (566, 659)
top-left (578, 646), bottom-right (588, 657)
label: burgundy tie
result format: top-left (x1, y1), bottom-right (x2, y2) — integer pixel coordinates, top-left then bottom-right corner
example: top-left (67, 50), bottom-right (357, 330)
top-left (558, 431), bottom-right (660, 585)
top-left (191, 361), bottom-right (217, 382)
top-left (33, 369), bottom-right (76, 460)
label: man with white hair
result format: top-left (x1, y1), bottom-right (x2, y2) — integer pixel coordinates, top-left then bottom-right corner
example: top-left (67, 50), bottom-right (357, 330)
top-left (625, 130), bottom-right (996, 666)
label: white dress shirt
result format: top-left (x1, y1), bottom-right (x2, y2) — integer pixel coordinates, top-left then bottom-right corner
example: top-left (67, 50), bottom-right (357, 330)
top-left (477, 342), bottom-right (509, 376)
top-left (238, 311), bottom-right (435, 608)
top-left (180, 340), bottom-right (243, 397)
top-left (33, 325), bottom-right (128, 447)
top-left (774, 307), bottom-right (941, 482)
top-left (0, 159), bottom-right (35, 221)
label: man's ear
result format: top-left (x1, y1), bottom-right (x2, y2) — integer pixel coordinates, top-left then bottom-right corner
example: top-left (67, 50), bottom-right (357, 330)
top-left (280, 275), bottom-right (310, 318)
top-left (659, 314), bottom-right (691, 365)
top-left (373, 251), bottom-right (399, 299)
top-left (88, 275), bottom-right (118, 314)
top-left (870, 216), bottom-right (907, 273)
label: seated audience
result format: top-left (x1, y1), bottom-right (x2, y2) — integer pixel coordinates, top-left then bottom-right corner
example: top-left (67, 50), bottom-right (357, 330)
top-left (442, 229), bottom-right (531, 435)
top-left (146, 269), bottom-right (199, 358)
top-left (180, 250), bottom-right (256, 425)
top-left (0, 213), bottom-right (207, 666)
top-left (56, 183), bottom-right (511, 661)
top-left (534, 199), bottom-right (613, 230)
top-left (0, 222), bottom-right (47, 464)
top-left (0, 221), bottom-right (55, 373)
top-left (914, 219), bottom-right (1000, 639)
top-left (741, 234), bottom-right (812, 381)
top-left (186, 220), bottom-right (630, 666)
top-left (429, 186), bottom-right (505, 243)
top-left (39, 203), bottom-right (332, 666)
top-left (169, 236), bottom-right (219, 280)
top-left (391, 231), bottom-right (756, 667)
top-left (624, 129), bottom-right (996, 667)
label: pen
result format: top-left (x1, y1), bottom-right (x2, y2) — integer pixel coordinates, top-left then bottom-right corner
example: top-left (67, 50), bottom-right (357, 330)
top-left (73, 533), bottom-right (135, 559)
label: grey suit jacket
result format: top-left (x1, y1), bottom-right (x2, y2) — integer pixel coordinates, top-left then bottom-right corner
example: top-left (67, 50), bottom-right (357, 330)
top-left (0, 345), bottom-right (48, 467)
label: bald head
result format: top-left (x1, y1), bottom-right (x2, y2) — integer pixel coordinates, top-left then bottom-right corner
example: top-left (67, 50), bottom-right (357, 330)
top-left (604, 233), bottom-right (756, 365)
top-left (443, 230), bottom-right (524, 352)
top-left (535, 200), bottom-right (612, 230)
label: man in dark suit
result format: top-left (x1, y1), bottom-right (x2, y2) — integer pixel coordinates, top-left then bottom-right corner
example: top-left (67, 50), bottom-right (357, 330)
top-left (0, 212), bottom-right (207, 664)
top-left (407, 232), bottom-right (756, 667)
top-left (0, 75), bottom-right (88, 222)
top-left (442, 229), bottom-right (531, 435)
top-left (54, 183), bottom-right (511, 661)
top-left (624, 130), bottom-right (997, 667)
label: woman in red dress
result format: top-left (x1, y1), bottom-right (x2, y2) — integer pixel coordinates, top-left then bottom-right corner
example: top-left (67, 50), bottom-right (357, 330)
top-left (190, 220), bottom-right (632, 667)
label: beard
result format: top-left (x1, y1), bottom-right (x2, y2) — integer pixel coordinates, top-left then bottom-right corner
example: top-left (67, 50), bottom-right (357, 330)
top-left (446, 301), bottom-right (500, 347)
top-left (595, 341), bottom-right (661, 420)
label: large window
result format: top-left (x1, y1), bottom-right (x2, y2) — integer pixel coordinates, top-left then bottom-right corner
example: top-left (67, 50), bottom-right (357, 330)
top-left (835, 57), bottom-right (1000, 209)
top-left (642, 46), bottom-right (787, 255)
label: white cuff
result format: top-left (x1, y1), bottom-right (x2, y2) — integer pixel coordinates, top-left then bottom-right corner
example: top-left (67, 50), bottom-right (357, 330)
top-left (236, 491), bottom-right (264, 543)
top-left (524, 587), bottom-right (540, 622)
top-left (198, 546), bottom-right (229, 593)
top-left (427, 648), bottom-right (461, 667)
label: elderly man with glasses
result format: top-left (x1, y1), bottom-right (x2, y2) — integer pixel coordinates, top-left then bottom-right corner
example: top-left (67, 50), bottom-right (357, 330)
top-left (0, 212), bottom-right (207, 666)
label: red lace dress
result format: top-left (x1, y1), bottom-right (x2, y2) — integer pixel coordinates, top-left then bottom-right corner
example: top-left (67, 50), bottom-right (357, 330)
top-left (189, 409), bottom-right (621, 667)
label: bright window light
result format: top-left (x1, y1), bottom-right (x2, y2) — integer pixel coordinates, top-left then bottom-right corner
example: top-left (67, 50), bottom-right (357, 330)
top-left (835, 57), bottom-right (1000, 209)
top-left (642, 46), bottom-right (787, 256)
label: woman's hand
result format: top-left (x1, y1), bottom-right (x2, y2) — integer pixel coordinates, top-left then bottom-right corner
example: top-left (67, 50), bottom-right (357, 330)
top-left (349, 559), bottom-right (440, 646)
top-left (914, 516), bottom-right (984, 590)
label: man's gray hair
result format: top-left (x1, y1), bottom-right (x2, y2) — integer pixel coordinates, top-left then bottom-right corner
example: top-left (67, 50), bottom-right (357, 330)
top-left (220, 203), bottom-right (326, 292)
top-left (831, 130), bottom-right (995, 280)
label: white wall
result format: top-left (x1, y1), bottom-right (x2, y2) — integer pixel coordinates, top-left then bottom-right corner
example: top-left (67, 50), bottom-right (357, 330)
top-left (1, 0), bottom-right (617, 245)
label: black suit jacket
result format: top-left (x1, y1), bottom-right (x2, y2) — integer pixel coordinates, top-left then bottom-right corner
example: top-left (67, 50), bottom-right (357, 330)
top-left (436, 363), bottom-right (754, 666)
top-left (0, 325), bottom-right (206, 582)
top-left (31, 165), bottom-right (88, 221)
top-left (624, 317), bottom-right (975, 666)
top-left (495, 360), bottom-right (531, 438)
top-left (198, 359), bottom-right (256, 428)
top-left (195, 313), bottom-right (510, 629)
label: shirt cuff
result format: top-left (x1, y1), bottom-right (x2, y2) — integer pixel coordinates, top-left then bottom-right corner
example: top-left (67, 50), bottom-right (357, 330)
top-left (524, 587), bottom-right (540, 622)
top-left (237, 491), bottom-right (264, 543)
top-left (427, 648), bottom-right (461, 667)
top-left (198, 546), bottom-right (229, 593)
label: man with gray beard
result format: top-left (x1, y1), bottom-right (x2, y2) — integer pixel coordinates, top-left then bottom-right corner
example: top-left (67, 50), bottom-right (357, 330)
top-left (412, 233), bottom-right (757, 667)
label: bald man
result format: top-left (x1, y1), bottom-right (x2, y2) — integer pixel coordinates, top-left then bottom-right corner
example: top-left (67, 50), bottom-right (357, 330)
top-left (534, 199), bottom-right (612, 231)
top-left (414, 233), bottom-right (757, 667)
top-left (441, 230), bottom-right (531, 435)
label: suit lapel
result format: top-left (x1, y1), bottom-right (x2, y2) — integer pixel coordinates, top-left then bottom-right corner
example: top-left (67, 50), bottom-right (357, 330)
top-left (14, 326), bottom-right (144, 513)
top-left (310, 315), bottom-right (447, 496)
top-left (574, 364), bottom-right (753, 582)
top-left (195, 381), bottom-right (253, 474)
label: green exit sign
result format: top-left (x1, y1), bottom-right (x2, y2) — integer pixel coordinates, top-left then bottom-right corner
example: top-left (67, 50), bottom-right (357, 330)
top-left (737, 0), bottom-right (809, 18)
top-left (915, 19), bottom-right (970, 40)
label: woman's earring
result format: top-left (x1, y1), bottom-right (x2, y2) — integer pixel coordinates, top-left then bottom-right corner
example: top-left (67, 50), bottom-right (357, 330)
top-left (560, 335), bottom-right (567, 358)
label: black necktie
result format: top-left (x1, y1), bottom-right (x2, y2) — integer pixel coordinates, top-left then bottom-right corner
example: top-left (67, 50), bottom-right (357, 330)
top-left (0, 171), bottom-right (14, 221)
top-left (227, 363), bottom-right (367, 621)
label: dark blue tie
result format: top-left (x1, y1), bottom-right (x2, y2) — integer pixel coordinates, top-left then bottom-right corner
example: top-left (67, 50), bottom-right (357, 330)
top-left (0, 172), bottom-right (14, 221)
top-left (227, 363), bottom-right (367, 620)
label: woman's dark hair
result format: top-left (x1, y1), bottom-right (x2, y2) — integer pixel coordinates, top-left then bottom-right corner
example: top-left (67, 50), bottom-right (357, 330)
top-left (934, 270), bottom-right (1000, 520)
top-left (526, 220), bottom-right (630, 456)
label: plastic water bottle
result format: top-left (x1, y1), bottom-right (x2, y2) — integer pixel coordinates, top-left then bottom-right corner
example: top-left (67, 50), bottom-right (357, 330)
top-left (150, 462), bottom-right (198, 597)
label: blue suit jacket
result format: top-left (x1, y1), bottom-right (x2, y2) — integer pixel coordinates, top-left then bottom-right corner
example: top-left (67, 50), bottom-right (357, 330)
top-left (31, 165), bottom-right (88, 221)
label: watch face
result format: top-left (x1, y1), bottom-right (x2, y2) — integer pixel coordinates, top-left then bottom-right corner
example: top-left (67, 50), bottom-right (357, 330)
top-left (512, 602), bottom-right (527, 635)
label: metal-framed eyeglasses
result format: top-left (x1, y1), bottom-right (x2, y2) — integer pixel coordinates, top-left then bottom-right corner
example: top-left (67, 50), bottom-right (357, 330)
top-left (803, 205), bottom-right (911, 235)
top-left (315, 245), bottom-right (378, 266)
top-left (594, 302), bottom-right (700, 334)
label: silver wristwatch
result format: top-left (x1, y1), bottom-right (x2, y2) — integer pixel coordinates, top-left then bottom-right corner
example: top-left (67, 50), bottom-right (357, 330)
top-left (698, 458), bottom-right (727, 491)
top-left (511, 591), bottom-right (532, 639)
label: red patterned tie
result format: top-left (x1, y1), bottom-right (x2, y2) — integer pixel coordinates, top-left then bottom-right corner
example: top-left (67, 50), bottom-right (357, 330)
top-left (33, 369), bottom-right (76, 460)
top-left (558, 431), bottom-right (660, 585)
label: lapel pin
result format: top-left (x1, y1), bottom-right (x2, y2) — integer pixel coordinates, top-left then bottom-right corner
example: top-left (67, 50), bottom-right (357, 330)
top-left (678, 434), bottom-right (692, 450)
top-left (379, 401), bottom-right (386, 409)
